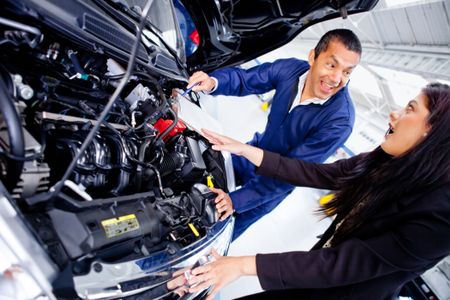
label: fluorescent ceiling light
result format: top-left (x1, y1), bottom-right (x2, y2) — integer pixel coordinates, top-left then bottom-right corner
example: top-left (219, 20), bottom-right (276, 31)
top-left (384, 0), bottom-right (423, 8)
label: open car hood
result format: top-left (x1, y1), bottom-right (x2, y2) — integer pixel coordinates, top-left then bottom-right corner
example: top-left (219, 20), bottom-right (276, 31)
top-left (182, 0), bottom-right (379, 72)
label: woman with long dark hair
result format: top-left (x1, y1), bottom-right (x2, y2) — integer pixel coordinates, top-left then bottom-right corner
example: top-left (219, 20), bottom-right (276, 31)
top-left (186, 82), bottom-right (450, 299)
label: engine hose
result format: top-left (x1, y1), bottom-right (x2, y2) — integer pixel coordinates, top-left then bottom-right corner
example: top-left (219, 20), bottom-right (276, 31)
top-left (135, 138), bottom-right (152, 191)
top-left (67, 50), bottom-right (84, 74)
top-left (159, 107), bottom-right (178, 141)
top-left (137, 139), bottom-right (165, 197)
top-left (0, 74), bottom-right (25, 191)
top-left (147, 164), bottom-right (165, 197)
top-left (159, 152), bottom-right (184, 177)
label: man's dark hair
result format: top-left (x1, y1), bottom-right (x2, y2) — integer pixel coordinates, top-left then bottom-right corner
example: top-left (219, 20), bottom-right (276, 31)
top-left (314, 29), bottom-right (362, 58)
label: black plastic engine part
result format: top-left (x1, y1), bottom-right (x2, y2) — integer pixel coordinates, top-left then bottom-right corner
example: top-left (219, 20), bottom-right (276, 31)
top-left (180, 136), bottom-right (206, 182)
top-left (190, 184), bottom-right (218, 226)
top-left (48, 197), bottom-right (167, 259)
top-left (202, 147), bottom-right (229, 192)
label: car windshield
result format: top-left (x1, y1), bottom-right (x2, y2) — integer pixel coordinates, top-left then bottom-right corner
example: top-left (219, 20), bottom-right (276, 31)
top-left (109, 0), bottom-right (186, 62)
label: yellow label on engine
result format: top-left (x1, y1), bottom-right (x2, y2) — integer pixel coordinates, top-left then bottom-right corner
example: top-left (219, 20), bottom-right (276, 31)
top-left (101, 214), bottom-right (140, 238)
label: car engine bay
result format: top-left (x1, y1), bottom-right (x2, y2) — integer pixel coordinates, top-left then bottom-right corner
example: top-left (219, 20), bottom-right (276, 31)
top-left (0, 2), bottom-right (230, 297)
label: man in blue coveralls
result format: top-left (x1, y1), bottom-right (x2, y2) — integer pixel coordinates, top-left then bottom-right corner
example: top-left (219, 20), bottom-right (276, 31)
top-left (187, 29), bottom-right (362, 240)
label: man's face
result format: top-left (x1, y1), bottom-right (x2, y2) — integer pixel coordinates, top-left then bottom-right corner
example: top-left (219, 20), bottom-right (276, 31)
top-left (306, 39), bottom-right (360, 100)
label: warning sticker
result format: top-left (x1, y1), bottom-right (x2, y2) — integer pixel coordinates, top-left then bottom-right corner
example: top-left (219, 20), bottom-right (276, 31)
top-left (101, 214), bottom-right (140, 238)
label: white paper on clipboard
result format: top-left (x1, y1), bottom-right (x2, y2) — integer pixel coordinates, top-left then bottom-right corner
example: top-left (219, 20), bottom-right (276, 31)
top-left (177, 96), bottom-right (224, 136)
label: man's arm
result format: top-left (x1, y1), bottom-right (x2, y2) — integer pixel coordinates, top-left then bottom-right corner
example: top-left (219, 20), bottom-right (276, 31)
top-left (188, 60), bottom-right (291, 96)
top-left (208, 60), bottom-right (291, 96)
top-left (231, 122), bottom-right (353, 213)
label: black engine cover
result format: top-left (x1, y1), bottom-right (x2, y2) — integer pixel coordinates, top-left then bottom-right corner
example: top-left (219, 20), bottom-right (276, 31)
top-left (48, 197), bottom-right (166, 259)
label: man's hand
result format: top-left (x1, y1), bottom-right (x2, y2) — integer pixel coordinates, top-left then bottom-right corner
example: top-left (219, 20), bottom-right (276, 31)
top-left (187, 71), bottom-right (216, 92)
top-left (210, 187), bottom-right (234, 221)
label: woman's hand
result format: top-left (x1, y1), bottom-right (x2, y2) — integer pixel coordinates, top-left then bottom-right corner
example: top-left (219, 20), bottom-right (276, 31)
top-left (201, 129), bottom-right (264, 167)
top-left (166, 267), bottom-right (190, 297)
top-left (201, 128), bottom-right (244, 154)
top-left (188, 249), bottom-right (256, 300)
top-left (210, 187), bottom-right (234, 221)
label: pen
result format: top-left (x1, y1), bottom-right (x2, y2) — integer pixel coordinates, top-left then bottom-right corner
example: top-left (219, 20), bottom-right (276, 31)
top-left (181, 82), bottom-right (200, 97)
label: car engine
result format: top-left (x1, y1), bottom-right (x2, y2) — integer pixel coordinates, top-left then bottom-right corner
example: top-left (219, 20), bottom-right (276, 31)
top-left (0, 2), bottom-right (230, 298)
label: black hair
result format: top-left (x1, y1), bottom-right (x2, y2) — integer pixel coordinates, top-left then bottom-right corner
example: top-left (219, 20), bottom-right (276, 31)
top-left (314, 29), bottom-right (362, 59)
top-left (323, 82), bottom-right (450, 246)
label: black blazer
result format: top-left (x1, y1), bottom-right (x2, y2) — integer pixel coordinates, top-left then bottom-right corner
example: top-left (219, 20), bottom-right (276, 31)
top-left (251, 150), bottom-right (450, 300)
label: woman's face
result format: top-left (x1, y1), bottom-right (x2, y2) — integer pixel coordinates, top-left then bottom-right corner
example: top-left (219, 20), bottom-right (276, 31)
top-left (381, 92), bottom-right (431, 157)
